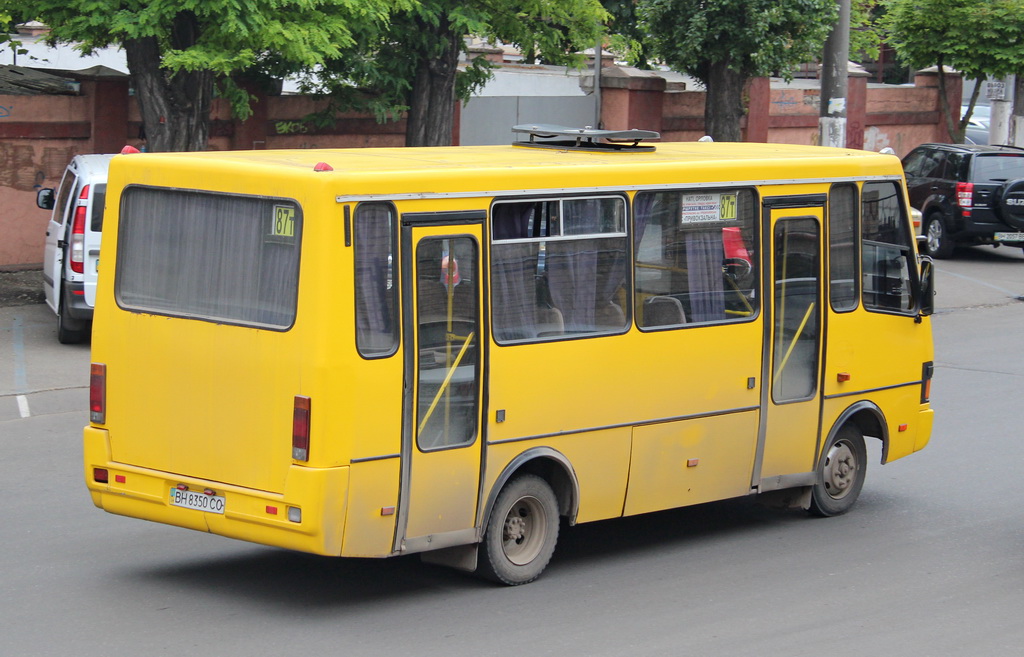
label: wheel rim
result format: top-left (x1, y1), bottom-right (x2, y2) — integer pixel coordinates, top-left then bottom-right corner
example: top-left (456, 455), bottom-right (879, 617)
top-left (822, 440), bottom-right (858, 500)
top-left (926, 220), bottom-right (943, 253)
top-left (501, 495), bottom-right (548, 566)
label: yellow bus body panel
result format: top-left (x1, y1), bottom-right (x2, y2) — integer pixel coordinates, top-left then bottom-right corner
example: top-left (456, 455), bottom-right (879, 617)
top-left (86, 141), bottom-right (932, 560)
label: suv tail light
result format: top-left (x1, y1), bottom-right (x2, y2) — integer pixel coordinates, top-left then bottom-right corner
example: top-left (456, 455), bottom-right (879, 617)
top-left (956, 182), bottom-right (974, 212)
top-left (292, 395), bottom-right (311, 461)
top-left (70, 185), bottom-right (90, 274)
top-left (90, 362), bottom-right (106, 423)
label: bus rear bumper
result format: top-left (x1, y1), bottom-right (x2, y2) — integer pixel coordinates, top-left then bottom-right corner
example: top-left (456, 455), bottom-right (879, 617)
top-left (83, 426), bottom-right (349, 556)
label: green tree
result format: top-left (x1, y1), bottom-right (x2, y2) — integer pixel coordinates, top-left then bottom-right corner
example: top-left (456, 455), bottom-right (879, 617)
top-left (309, 0), bottom-right (607, 147)
top-left (640, 0), bottom-right (836, 142)
top-left (0, 1), bottom-right (404, 151)
top-left (880, 0), bottom-right (1024, 142)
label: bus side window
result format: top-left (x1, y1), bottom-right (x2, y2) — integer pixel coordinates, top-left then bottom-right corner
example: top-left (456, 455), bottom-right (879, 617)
top-left (828, 183), bottom-right (859, 312)
top-left (861, 182), bottom-right (914, 313)
top-left (354, 202), bottom-right (399, 356)
top-left (633, 188), bottom-right (759, 329)
top-left (491, 197), bottom-right (628, 342)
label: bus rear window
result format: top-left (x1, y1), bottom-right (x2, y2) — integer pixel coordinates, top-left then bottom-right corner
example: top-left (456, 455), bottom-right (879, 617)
top-left (115, 187), bottom-right (302, 329)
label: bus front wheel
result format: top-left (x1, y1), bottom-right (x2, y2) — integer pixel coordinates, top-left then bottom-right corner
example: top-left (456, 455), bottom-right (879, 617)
top-left (479, 474), bottom-right (559, 585)
top-left (809, 425), bottom-right (867, 517)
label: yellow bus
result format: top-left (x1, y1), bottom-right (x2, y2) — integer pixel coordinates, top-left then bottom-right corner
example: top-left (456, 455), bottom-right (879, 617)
top-left (85, 127), bottom-right (935, 585)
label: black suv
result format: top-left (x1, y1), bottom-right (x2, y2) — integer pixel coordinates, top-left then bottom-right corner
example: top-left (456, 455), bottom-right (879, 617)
top-left (902, 143), bottom-right (1024, 257)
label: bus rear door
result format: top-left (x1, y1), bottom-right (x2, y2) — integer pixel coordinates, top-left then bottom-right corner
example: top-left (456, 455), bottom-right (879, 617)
top-left (396, 215), bottom-right (485, 553)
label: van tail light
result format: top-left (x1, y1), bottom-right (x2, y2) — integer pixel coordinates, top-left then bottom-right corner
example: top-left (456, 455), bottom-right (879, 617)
top-left (292, 396), bottom-right (311, 461)
top-left (70, 185), bottom-right (90, 274)
top-left (90, 362), bottom-right (106, 423)
top-left (956, 182), bottom-right (973, 213)
top-left (921, 361), bottom-right (934, 404)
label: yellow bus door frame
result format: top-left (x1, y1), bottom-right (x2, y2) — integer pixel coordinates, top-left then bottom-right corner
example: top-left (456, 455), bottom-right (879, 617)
top-left (754, 197), bottom-right (826, 490)
top-left (395, 213), bottom-right (486, 555)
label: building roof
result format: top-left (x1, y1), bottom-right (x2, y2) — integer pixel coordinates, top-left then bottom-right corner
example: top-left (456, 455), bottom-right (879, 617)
top-left (0, 65), bottom-right (78, 95)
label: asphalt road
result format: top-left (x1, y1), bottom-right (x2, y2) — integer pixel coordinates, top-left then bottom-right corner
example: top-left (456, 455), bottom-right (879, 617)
top-left (3, 245), bottom-right (1024, 656)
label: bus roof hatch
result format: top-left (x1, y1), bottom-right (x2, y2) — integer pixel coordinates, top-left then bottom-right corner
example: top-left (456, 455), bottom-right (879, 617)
top-left (512, 124), bottom-right (660, 152)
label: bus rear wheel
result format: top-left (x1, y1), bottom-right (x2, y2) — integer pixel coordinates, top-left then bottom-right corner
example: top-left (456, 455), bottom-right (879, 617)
top-left (479, 474), bottom-right (559, 585)
top-left (809, 425), bottom-right (867, 517)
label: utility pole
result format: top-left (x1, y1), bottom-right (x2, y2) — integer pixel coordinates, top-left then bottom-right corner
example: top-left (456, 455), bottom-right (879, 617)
top-left (819, 0), bottom-right (851, 148)
top-left (989, 76), bottom-right (1013, 146)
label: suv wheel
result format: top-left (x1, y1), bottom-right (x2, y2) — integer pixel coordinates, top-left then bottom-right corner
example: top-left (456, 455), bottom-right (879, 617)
top-left (925, 214), bottom-right (954, 258)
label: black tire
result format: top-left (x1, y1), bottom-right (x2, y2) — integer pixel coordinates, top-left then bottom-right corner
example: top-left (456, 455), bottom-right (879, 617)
top-left (924, 214), bottom-right (955, 259)
top-left (809, 425), bottom-right (867, 517)
top-left (478, 474), bottom-right (559, 585)
top-left (57, 297), bottom-right (87, 344)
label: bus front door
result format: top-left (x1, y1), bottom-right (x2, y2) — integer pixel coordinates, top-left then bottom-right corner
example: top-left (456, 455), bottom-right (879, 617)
top-left (755, 203), bottom-right (825, 486)
top-left (397, 218), bottom-right (485, 554)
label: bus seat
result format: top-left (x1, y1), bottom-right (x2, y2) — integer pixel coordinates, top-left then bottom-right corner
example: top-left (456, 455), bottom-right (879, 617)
top-left (643, 295), bottom-right (686, 327)
top-left (535, 306), bottom-right (564, 337)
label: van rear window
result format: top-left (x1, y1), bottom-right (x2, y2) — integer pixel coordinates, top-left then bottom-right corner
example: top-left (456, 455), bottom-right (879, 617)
top-left (115, 186), bottom-right (302, 329)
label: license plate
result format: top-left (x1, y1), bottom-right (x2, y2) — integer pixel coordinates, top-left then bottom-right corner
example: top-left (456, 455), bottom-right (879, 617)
top-left (994, 232), bottom-right (1024, 241)
top-left (169, 488), bottom-right (226, 514)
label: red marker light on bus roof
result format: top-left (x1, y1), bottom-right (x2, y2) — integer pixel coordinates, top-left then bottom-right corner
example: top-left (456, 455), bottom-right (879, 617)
top-left (313, 162), bottom-right (334, 172)
top-left (292, 395), bottom-right (311, 461)
top-left (120, 145), bottom-right (141, 154)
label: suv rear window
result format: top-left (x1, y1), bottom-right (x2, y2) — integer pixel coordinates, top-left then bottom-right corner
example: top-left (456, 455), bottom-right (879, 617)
top-left (971, 154), bottom-right (1024, 182)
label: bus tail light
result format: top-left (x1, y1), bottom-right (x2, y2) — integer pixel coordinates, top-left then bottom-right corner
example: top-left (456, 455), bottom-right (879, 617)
top-left (292, 395), bottom-right (311, 461)
top-left (921, 361), bottom-right (934, 403)
top-left (70, 185), bottom-right (90, 274)
top-left (90, 362), bottom-right (106, 424)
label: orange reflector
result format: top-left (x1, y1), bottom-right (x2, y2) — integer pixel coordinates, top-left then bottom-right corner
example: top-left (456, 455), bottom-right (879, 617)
top-left (837, 372), bottom-right (851, 382)
top-left (687, 458), bottom-right (699, 468)
top-left (380, 506), bottom-right (396, 516)
top-left (899, 424), bottom-right (908, 432)
top-left (266, 506), bottom-right (278, 515)
top-left (115, 474), bottom-right (126, 483)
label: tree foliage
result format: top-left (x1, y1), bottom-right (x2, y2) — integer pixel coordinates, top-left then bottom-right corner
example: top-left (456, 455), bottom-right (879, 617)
top-left (308, 0), bottom-right (608, 147)
top-left (880, 0), bottom-right (1024, 142)
top-left (640, 0), bottom-right (836, 141)
top-left (0, 0), bottom-right (403, 151)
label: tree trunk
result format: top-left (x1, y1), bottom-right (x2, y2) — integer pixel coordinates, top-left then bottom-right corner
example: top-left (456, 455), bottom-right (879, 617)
top-left (704, 60), bottom-right (747, 142)
top-left (123, 12), bottom-right (214, 152)
top-left (405, 17), bottom-right (461, 147)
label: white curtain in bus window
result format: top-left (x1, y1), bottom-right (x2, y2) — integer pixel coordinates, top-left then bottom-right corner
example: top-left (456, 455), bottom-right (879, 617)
top-left (116, 187), bottom-right (301, 329)
top-left (490, 196), bottom-right (628, 342)
top-left (828, 183), bottom-right (859, 311)
top-left (416, 237), bottom-right (479, 450)
top-left (861, 181), bottom-right (914, 313)
top-left (633, 188), bottom-right (759, 328)
top-left (354, 203), bottom-right (398, 356)
top-left (773, 217), bottom-right (820, 402)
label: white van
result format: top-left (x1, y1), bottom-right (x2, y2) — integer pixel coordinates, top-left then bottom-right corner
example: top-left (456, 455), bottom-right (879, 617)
top-left (36, 154), bottom-right (113, 343)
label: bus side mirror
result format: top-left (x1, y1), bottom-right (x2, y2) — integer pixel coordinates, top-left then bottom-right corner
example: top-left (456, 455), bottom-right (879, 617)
top-left (36, 188), bottom-right (55, 210)
top-left (918, 257), bottom-right (935, 317)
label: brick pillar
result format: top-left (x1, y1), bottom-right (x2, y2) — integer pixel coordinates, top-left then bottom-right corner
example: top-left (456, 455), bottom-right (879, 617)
top-left (599, 66), bottom-right (666, 134)
top-left (743, 77), bottom-right (770, 142)
top-left (846, 69), bottom-right (869, 149)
